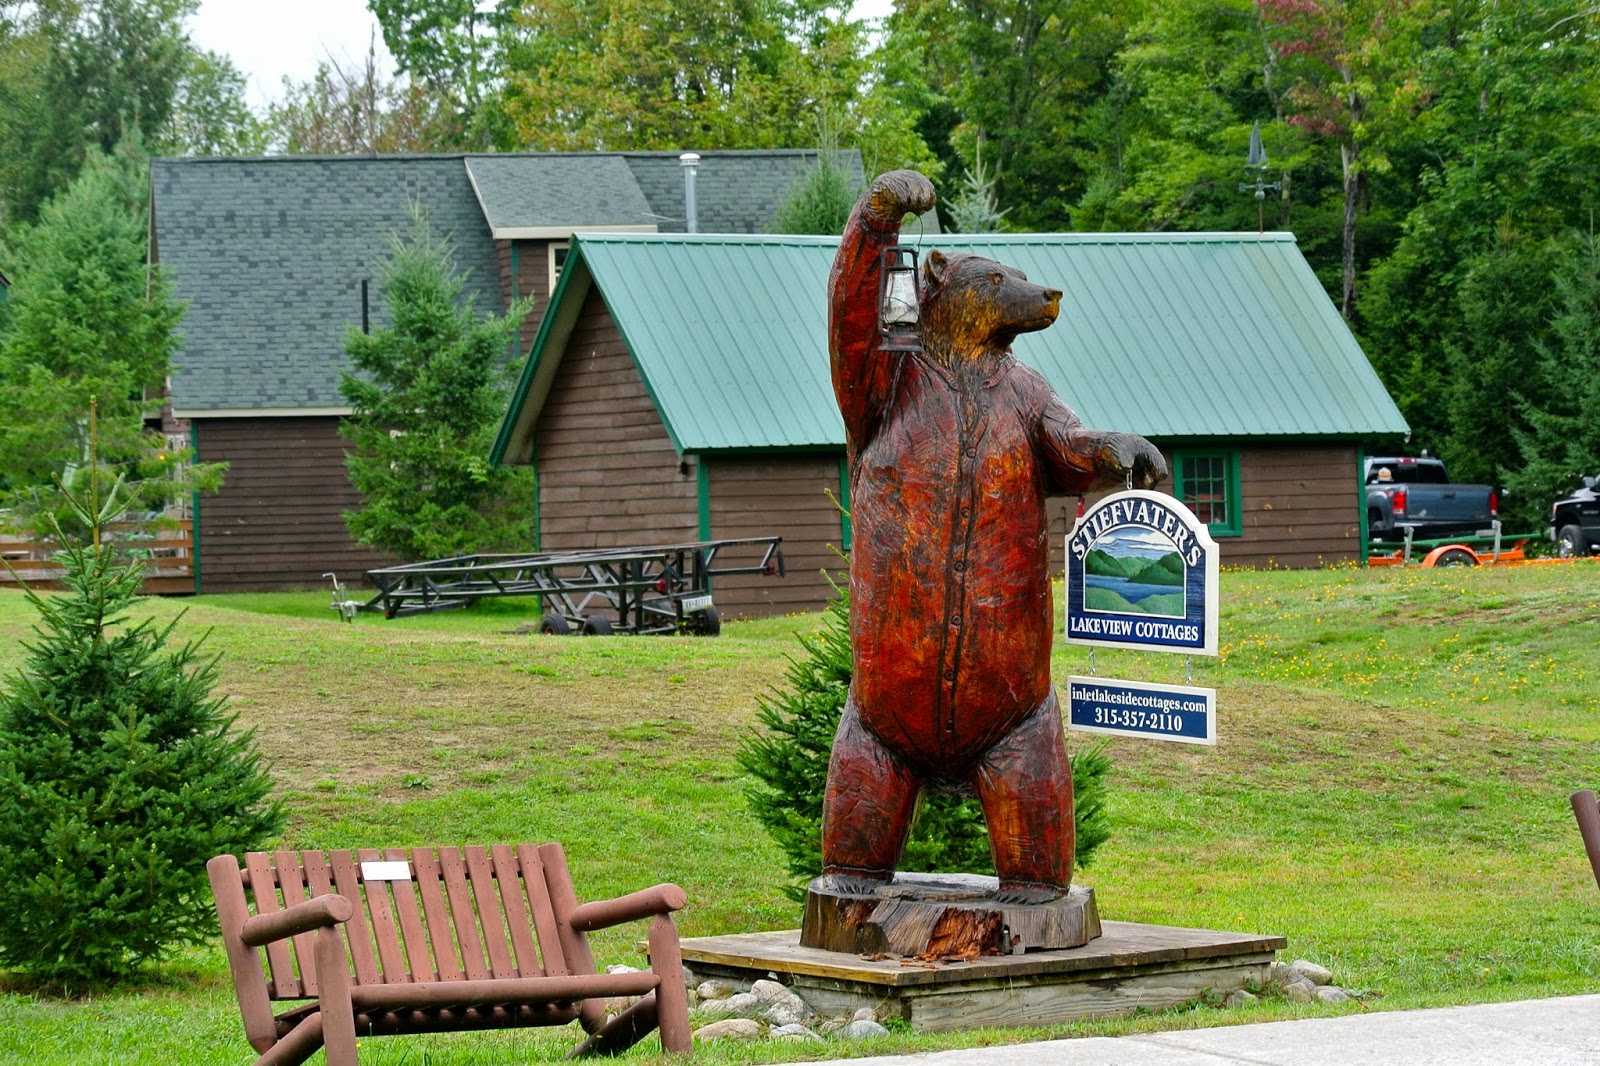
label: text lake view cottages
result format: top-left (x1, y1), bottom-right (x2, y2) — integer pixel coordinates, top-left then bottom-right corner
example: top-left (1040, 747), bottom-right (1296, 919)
top-left (148, 151), bottom-right (1407, 615)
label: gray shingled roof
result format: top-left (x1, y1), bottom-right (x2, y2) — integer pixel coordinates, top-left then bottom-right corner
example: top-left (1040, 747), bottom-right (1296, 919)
top-left (152, 150), bottom-right (885, 414)
top-left (623, 150), bottom-right (866, 234)
top-left (465, 155), bottom-right (656, 235)
top-left (154, 155), bottom-right (501, 413)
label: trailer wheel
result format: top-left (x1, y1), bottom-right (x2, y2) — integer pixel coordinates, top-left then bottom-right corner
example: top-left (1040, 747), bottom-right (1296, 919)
top-left (1434, 548), bottom-right (1478, 567)
top-left (539, 614), bottom-right (571, 635)
top-left (581, 615), bottom-right (614, 636)
top-left (1558, 524), bottom-right (1587, 559)
top-left (688, 606), bottom-right (721, 637)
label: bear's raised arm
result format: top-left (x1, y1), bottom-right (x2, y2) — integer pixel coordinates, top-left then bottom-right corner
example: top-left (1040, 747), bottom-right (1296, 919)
top-left (828, 170), bottom-right (936, 454)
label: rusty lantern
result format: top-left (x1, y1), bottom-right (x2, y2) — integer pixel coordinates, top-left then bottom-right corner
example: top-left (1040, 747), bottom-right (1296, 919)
top-left (877, 245), bottom-right (923, 353)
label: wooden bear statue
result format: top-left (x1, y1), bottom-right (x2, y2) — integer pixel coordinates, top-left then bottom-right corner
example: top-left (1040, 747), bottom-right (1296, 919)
top-left (822, 169), bottom-right (1166, 904)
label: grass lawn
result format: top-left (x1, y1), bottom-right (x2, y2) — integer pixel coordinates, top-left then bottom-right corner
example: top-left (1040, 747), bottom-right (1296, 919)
top-left (0, 560), bottom-right (1598, 1064)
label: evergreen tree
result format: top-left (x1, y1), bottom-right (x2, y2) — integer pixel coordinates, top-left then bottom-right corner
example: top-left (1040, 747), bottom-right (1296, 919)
top-left (0, 463), bottom-right (284, 985)
top-left (340, 209), bottom-right (534, 561)
top-left (739, 582), bottom-right (1112, 900)
top-left (945, 143), bottom-right (1008, 233)
top-left (0, 140), bottom-right (222, 537)
top-left (770, 147), bottom-right (859, 235)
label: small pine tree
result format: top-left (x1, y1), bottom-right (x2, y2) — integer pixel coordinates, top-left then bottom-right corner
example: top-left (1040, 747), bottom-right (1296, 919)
top-left (946, 144), bottom-right (1008, 234)
top-left (340, 208), bottom-right (534, 561)
top-left (738, 581), bottom-right (1112, 900)
top-left (0, 464), bottom-right (284, 986)
top-left (771, 150), bottom-right (860, 235)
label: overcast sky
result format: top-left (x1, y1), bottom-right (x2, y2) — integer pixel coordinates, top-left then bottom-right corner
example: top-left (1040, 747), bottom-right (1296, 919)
top-left (190, 0), bottom-right (897, 112)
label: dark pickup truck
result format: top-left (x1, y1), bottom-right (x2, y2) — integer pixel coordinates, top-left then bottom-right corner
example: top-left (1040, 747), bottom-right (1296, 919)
top-left (1365, 456), bottom-right (1498, 541)
top-left (1551, 476), bottom-right (1599, 557)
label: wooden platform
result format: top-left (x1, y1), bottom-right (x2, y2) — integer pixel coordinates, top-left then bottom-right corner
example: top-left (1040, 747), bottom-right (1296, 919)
top-left (681, 921), bottom-right (1286, 1032)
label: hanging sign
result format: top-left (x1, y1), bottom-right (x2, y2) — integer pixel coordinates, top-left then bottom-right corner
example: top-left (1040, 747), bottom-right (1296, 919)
top-left (1064, 490), bottom-right (1220, 656)
top-left (1066, 675), bottom-right (1216, 745)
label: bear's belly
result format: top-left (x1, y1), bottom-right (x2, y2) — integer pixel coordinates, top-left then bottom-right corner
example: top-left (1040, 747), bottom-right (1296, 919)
top-left (849, 402), bottom-right (1056, 771)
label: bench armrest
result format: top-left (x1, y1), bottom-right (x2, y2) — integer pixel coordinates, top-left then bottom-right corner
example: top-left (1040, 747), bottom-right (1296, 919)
top-left (568, 883), bottom-right (686, 932)
top-left (240, 893), bottom-right (354, 948)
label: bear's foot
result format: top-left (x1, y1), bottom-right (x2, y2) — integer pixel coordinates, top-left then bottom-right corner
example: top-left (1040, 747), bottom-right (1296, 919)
top-left (993, 880), bottom-right (1067, 905)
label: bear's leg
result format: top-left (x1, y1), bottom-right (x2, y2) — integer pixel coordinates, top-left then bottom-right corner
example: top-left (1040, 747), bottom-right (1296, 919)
top-left (819, 694), bottom-right (921, 896)
top-left (973, 690), bottom-right (1075, 904)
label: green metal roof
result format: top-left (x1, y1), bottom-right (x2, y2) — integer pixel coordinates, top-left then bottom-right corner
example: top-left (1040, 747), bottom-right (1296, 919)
top-left (494, 231), bottom-right (1407, 462)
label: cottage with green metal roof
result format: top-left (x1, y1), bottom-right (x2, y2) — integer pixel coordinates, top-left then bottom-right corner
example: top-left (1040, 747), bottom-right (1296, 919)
top-left (493, 231), bottom-right (1409, 617)
top-left (151, 149), bottom-right (863, 592)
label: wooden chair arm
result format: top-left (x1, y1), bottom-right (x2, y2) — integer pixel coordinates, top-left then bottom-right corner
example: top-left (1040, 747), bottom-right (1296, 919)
top-left (241, 893), bottom-right (354, 948)
top-left (568, 883), bottom-right (687, 932)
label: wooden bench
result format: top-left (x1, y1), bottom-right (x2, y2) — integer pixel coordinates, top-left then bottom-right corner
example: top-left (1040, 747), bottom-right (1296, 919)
top-left (208, 844), bottom-right (691, 1065)
top-left (1574, 791), bottom-right (1600, 892)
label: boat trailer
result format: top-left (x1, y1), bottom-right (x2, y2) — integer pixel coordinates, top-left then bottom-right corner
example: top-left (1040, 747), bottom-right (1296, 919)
top-left (350, 537), bottom-right (785, 635)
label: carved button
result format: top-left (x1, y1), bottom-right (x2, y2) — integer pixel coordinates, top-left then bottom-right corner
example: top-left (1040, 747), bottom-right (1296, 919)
top-left (943, 670), bottom-right (954, 681)
top-left (954, 561), bottom-right (965, 572)
top-left (951, 615), bottom-right (962, 627)
top-left (960, 506), bottom-right (970, 517)
top-left (966, 448), bottom-right (977, 458)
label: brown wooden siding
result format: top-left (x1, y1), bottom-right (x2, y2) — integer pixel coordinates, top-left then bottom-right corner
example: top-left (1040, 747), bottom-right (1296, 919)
top-left (1045, 443), bottom-right (1361, 571)
top-left (706, 455), bottom-right (847, 618)
top-left (534, 287), bottom-right (698, 552)
top-left (495, 238), bottom-right (554, 356)
top-left (193, 416), bottom-right (395, 592)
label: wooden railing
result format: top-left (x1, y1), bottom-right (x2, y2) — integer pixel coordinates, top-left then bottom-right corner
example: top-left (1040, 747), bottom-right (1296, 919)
top-left (0, 521), bottom-right (194, 595)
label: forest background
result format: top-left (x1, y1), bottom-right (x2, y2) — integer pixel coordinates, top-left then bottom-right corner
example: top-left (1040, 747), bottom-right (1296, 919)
top-left (2, 0), bottom-right (1599, 531)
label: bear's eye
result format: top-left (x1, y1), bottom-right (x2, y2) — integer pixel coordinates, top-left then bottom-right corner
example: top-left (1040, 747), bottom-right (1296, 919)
top-left (989, 272), bottom-right (1004, 286)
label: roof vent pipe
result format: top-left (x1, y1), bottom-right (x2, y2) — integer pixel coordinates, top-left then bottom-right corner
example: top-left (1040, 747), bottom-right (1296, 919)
top-left (679, 152), bottom-right (701, 234)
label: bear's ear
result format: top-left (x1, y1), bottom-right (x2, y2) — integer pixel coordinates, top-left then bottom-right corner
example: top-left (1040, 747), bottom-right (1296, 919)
top-left (923, 249), bottom-right (950, 289)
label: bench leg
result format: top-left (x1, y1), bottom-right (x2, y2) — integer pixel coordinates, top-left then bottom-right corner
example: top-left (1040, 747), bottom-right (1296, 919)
top-left (650, 913), bottom-right (692, 1054)
top-left (1574, 790), bottom-right (1600, 892)
top-left (316, 925), bottom-right (360, 1066)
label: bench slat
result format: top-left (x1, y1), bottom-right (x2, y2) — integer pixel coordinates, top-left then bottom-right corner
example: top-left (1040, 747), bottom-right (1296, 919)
top-left (493, 845), bottom-right (542, 978)
top-left (273, 850), bottom-right (319, 997)
top-left (466, 845), bottom-right (516, 979)
top-left (301, 851), bottom-right (336, 993)
top-left (359, 847), bottom-right (411, 983)
top-left (330, 850), bottom-right (382, 985)
top-left (246, 852), bottom-right (301, 998)
top-left (386, 847), bottom-right (436, 981)
top-left (440, 847), bottom-right (491, 981)
top-left (517, 844), bottom-right (568, 977)
top-left (412, 848), bottom-right (463, 981)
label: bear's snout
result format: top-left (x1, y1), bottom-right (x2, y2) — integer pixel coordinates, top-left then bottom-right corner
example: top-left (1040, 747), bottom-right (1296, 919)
top-left (1041, 288), bottom-right (1062, 319)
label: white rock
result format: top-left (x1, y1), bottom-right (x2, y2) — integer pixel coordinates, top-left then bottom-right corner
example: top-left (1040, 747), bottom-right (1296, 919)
top-left (1266, 961), bottom-right (1296, 989)
top-left (696, 979), bottom-right (733, 1001)
top-left (1290, 959), bottom-right (1334, 986)
top-left (751, 978), bottom-right (789, 1003)
top-left (769, 1023), bottom-right (823, 1041)
top-left (1286, 979), bottom-right (1316, 1003)
top-left (1316, 985), bottom-right (1352, 1004)
top-left (1224, 989), bottom-right (1257, 1009)
top-left (842, 1018), bottom-right (891, 1039)
top-left (761, 1000), bottom-right (811, 1027)
top-left (605, 963), bottom-right (643, 974)
top-left (701, 991), bottom-right (760, 1019)
top-left (692, 1018), bottom-right (762, 1042)
top-left (852, 1007), bottom-right (878, 1022)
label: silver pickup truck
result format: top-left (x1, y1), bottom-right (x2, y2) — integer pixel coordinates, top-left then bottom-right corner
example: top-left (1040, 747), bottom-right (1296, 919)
top-left (1365, 456), bottom-right (1498, 542)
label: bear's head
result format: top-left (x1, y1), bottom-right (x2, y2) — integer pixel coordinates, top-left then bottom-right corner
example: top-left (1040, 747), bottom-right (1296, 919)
top-left (919, 250), bottom-right (1063, 369)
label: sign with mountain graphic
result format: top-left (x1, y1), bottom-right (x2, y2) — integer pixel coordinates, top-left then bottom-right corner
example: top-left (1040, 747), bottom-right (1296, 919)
top-left (1064, 490), bottom-right (1219, 656)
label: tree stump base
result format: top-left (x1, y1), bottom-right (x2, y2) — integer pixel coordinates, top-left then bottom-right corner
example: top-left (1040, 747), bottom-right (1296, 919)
top-left (799, 873), bottom-right (1101, 958)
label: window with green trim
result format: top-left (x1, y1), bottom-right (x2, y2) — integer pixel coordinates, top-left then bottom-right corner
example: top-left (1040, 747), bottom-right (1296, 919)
top-left (1174, 450), bottom-right (1242, 537)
